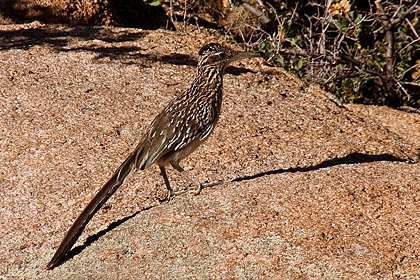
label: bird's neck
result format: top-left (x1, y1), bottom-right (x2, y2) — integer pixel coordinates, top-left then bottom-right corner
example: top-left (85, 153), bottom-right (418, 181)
top-left (182, 66), bottom-right (224, 120)
top-left (193, 66), bottom-right (224, 94)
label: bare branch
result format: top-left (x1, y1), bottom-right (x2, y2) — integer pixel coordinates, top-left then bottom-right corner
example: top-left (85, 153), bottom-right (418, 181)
top-left (399, 37), bottom-right (420, 53)
top-left (389, 0), bottom-right (420, 27)
top-left (399, 106), bottom-right (420, 113)
top-left (400, 81), bottom-right (420, 87)
top-left (395, 78), bottom-right (411, 101)
top-left (183, 0), bottom-right (188, 31)
top-left (169, 0), bottom-right (179, 32)
top-left (397, 63), bottom-right (420, 80)
top-left (242, 1), bottom-right (270, 25)
top-left (405, 18), bottom-right (420, 39)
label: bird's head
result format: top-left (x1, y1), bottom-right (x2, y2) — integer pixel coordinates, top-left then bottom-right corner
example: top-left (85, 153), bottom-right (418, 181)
top-left (197, 43), bottom-right (260, 70)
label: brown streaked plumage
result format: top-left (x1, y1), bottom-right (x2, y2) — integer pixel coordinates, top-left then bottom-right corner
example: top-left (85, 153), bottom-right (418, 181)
top-left (47, 43), bottom-right (260, 269)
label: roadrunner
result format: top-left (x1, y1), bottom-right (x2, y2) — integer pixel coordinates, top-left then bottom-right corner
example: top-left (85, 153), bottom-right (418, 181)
top-left (47, 43), bottom-right (260, 269)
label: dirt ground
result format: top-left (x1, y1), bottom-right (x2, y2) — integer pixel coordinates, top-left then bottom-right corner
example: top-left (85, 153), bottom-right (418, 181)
top-left (1, 22), bottom-right (420, 279)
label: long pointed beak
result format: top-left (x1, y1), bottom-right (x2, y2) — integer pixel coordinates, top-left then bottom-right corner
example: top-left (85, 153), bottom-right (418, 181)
top-left (223, 50), bottom-right (260, 68)
top-left (230, 50), bottom-right (261, 62)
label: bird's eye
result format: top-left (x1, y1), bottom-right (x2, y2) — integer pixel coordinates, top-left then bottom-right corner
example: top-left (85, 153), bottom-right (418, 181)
top-left (214, 51), bottom-right (225, 56)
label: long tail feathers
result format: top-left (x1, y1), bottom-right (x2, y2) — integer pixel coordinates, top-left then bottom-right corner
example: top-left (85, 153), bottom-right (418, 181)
top-left (47, 146), bottom-right (145, 269)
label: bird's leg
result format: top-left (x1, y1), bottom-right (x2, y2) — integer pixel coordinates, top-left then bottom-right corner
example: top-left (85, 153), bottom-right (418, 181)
top-left (159, 165), bottom-right (173, 199)
top-left (159, 165), bottom-right (187, 199)
top-left (171, 162), bottom-right (202, 195)
top-left (170, 162), bottom-right (223, 195)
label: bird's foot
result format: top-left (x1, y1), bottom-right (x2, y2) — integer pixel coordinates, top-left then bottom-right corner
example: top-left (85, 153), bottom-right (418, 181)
top-left (193, 180), bottom-right (224, 195)
top-left (166, 180), bottom-right (224, 199)
top-left (202, 179), bottom-right (224, 188)
top-left (165, 189), bottom-right (188, 201)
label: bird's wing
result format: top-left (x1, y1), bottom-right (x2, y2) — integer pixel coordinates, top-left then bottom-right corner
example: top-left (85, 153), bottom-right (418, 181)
top-left (141, 96), bottom-right (215, 169)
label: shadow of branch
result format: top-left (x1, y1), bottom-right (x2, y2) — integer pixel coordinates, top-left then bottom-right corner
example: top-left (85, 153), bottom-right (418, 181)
top-left (0, 26), bottom-right (262, 73)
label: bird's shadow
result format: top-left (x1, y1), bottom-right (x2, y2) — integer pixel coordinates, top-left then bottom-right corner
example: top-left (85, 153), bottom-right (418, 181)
top-left (54, 205), bottom-right (155, 267)
top-left (232, 152), bottom-right (408, 182)
top-left (55, 152), bottom-right (408, 267)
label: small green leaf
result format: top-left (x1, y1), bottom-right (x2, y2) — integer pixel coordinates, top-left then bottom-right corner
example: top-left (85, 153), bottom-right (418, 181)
top-left (297, 59), bottom-right (303, 70)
